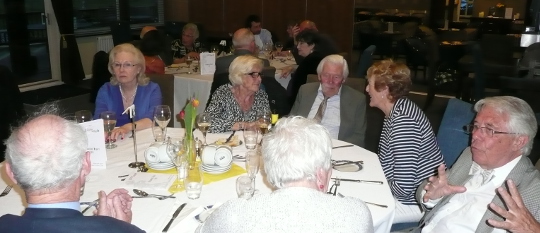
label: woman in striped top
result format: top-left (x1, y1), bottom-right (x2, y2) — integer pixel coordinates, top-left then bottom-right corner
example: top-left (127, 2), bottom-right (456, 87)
top-left (365, 60), bottom-right (444, 224)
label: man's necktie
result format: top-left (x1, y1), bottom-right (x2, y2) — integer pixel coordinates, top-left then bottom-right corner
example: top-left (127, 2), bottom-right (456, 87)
top-left (313, 96), bottom-right (329, 123)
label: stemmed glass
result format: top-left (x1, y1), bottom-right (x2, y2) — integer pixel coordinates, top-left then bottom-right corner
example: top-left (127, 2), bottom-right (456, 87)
top-left (197, 112), bottom-right (212, 145)
top-left (186, 56), bottom-right (194, 74)
top-left (245, 150), bottom-right (260, 180)
top-left (166, 138), bottom-right (188, 191)
top-left (101, 111), bottom-right (117, 149)
top-left (210, 45), bottom-right (219, 55)
top-left (257, 109), bottom-right (272, 136)
top-left (153, 105), bottom-right (171, 142)
top-left (75, 110), bottom-right (93, 123)
top-left (274, 42), bottom-right (283, 54)
top-left (286, 50), bottom-right (293, 61)
top-left (263, 43), bottom-right (272, 59)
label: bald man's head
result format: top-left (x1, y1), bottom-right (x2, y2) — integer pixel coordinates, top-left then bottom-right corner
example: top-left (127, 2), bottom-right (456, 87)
top-left (232, 28), bottom-right (256, 52)
top-left (299, 20), bottom-right (318, 32)
top-left (140, 26), bottom-right (157, 39)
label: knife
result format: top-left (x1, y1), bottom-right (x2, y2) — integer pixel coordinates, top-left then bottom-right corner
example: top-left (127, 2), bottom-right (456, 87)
top-left (331, 178), bottom-right (383, 185)
top-left (225, 131), bottom-right (236, 143)
top-left (162, 203), bottom-right (187, 233)
top-left (332, 145), bottom-right (354, 149)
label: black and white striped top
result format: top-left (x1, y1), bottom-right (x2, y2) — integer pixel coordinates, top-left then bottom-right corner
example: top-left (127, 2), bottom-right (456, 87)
top-left (378, 97), bottom-right (444, 205)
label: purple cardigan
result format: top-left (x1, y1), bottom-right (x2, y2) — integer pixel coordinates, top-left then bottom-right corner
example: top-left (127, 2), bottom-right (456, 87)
top-left (93, 82), bottom-right (162, 126)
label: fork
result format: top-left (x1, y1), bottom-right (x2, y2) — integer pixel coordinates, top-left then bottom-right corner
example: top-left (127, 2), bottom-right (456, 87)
top-left (0, 185), bottom-right (12, 197)
top-left (337, 192), bottom-right (388, 208)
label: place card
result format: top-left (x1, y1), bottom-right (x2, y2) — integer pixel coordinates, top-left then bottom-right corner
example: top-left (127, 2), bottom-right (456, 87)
top-left (79, 119), bottom-right (107, 169)
top-left (124, 172), bottom-right (176, 191)
top-left (200, 52), bottom-right (216, 75)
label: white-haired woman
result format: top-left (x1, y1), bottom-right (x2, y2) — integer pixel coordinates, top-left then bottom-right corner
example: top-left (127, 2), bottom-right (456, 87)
top-left (94, 43), bottom-right (162, 140)
top-left (206, 55), bottom-right (270, 133)
top-left (198, 116), bottom-right (374, 232)
top-left (171, 23), bottom-right (203, 63)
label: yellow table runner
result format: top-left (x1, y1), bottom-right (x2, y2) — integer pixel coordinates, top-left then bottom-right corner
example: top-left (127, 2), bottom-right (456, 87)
top-left (146, 164), bottom-right (246, 193)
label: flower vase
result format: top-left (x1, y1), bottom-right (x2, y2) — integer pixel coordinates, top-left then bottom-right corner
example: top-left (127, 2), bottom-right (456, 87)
top-left (184, 132), bottom-right (197, 167)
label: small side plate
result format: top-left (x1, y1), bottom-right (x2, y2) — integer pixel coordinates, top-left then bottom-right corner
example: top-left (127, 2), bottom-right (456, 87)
top-left (332, 163), bottom-right (362, 172)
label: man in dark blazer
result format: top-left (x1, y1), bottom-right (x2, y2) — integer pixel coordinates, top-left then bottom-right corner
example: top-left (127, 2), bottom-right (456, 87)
top-left (415, 96), bottom-right (540, 233)
top-left (289, 54), bottom-right (367, 147)
top-left (215, 28), bottom-right (275, 78)
top-left (0, 105), bottom-right (144, 233)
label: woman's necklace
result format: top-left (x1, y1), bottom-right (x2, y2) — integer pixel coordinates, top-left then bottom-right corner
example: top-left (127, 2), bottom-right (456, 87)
top-left (120, 85), bottom-right (137, 106)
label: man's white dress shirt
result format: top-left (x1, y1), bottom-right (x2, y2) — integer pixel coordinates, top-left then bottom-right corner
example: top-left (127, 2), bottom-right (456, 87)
top-left (307, 85), bottom-right (341, 139)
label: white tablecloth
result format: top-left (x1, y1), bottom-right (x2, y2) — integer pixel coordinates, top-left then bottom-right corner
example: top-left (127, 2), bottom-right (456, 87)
top-left (0, 128), bottom-right (395, 233)
top-left (170, 59), bottom-right (295, 127)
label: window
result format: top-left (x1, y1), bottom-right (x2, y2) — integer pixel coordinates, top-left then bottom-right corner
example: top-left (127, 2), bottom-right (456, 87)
top-left (460, 0), bottom-right (474, 17)
top-left (73, 0), bottom-right (164, 36)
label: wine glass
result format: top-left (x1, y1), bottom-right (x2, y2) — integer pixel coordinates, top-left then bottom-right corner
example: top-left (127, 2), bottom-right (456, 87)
top-left (100, 111), bottom-right (117, 149)
top-left (274, 42), bottom-right (283, 54)
top-left (257, 110), bottom-right (272, 136)
top-left (245, 150), bottom-right (260, 180)
top-left (263, 43), bottom-right (272, 59)
top-left (286, 50), bottom-right (293, 60)
top-left (197, 112), bottom-right (212, 145)
top-left (74, 110), bottom-right (93, 123)
top-left (210, 45), bottom-right (219, 55)
top-left (153, 105), bottom-right (171, 142)
top-left (186, 56), bottom-right (194, 74)
top-left (166, 138), bottom-right (188, 191)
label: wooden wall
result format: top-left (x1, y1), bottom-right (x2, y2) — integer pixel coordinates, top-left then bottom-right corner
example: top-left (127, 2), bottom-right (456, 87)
top-left (187, 0), bottom-right (355, 56)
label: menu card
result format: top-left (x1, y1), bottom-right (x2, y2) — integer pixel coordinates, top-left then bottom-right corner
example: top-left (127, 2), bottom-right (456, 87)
top-left (200, 52), bottom-right (216, 75)
top-left (79, 119), bottom-right (107, 169)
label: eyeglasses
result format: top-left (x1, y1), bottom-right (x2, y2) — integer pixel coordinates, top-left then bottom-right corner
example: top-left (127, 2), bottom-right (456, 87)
top-left (112, 62), bottom-right (138, 69)
top-left (464, 124), bottom-right (517, 137)
top-left (245, 72), bottom-right (262, 78)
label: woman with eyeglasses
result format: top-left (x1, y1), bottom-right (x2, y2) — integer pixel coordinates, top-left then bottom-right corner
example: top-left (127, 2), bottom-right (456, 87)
top-left (94, 43), bottom-right (162, 140)
top-left (206, 55), bottom-right (270, 133)
top-left (365, 59), bottom-right (444, 225)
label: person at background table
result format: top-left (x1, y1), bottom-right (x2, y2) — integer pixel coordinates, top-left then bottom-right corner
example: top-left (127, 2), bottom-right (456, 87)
top-left (0, 104), bottom-right (144, 233)
top-left (139, 30), bottom-right (167, 74)
top-left (134, 26), bottom-right (173, 66)
top-left (290, 54), bottom-right (367, 147)
top-left (245, 14), bottom-right (273, 51)
top-left (198, 116), bottom-right (374, 233)
top-left (215, 28), bottom-right (274, 78)
top-left (171, 23), bottom-right (203, 63)
top-left (206, 55), bottom-right (270, 133)
top-left (415, 96), bottom-right (540, 233)
top-left (282, 20), bottom-right (298, 51)
top-left (289, 20), bottom-right (338, 64)
top-left (365, 59), bottom-right (444, 224)
top-left (283, 30), bottom-right (331, 105)
top-left (94, 43), bottom-right (162, 140)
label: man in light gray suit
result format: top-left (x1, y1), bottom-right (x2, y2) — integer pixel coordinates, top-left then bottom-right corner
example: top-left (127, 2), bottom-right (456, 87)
top-left (289, 54), bottom-right (367, 147)
top-left (215, 28), bottom-right (274, 77)
top-left (415, 96), bottom-right (540, 233)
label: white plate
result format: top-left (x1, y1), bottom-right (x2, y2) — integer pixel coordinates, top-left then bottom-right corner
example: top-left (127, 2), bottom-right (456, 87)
top-left (201, 165), bottom-right (231, 171)
top-left (202, 167), bottom-right (231, 175)
top-left (148, 163), bottom-right (175, 170)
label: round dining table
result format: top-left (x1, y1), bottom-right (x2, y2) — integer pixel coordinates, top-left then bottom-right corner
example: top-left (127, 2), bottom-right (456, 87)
top-left (0, 127), bottom-right (395, 233)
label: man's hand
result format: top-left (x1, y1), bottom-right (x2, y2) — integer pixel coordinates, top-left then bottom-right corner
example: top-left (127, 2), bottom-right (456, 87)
top-left (280, 66), bottom-right (294, 78)
top-left (292, 25), bottom-right (300, 37)
top-left (187, 51), bottom-right (200, 60)
top-left (95, 188), bottom-right (134, 223)
top-left (423, 164), bottom-right (466, 202)
top-left (487, 179), bottom-right (540, 233)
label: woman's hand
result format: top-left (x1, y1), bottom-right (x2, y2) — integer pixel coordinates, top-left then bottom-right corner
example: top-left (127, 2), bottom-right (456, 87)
top-left (280, 66), bottom-right (295, 78)
top-left (110, 124), bottom-right (131, 141)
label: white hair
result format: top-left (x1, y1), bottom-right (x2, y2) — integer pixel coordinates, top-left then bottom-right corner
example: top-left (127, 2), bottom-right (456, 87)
top-left (228, 55), bottom-right (263, 86)
top-left (183, 23), bottom-right (199, 40)
top-left (474, 96), bottom-right (537, 156)
top-left (316, 54), bottom-right (349, 80)
top-left (262, 116), bottom-right (332, 189)
top-left (232, 28), bottom-right (254, 48)
top-left (5, 105), bottom-right (88, 192)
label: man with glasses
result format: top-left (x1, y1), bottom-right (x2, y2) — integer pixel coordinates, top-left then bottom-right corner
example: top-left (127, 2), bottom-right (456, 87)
top-left (413, 96), bottom-right (540, 233)
top-left (290, 54), bottom-right (367, 147)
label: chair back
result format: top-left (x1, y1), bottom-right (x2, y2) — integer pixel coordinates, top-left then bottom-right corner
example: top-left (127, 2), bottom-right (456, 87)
top-left (499, 76), bottom-right (540, 113)
top-left (471, 43), bottom-right (486, 101)
top-left (306, 74), bottom-right (366, 93)
top-left (110, 21), bottom-right (132, 46)
top-left (90, 51), bottom-right (110, 103)
top-left (147, 74), bottom-right (175, 127)
top-left (519, 42), bottom-right (540, 69)
top-left (261, 75), bottom-right (291, 116)
top-left (0, 66), bottom-right (26, 161)
top-left (437, 98), bottom-right (475, 168)
top-left (357, 45), bottom-right (376, 77)
top-left (207, 72), bottom-right (232, 108)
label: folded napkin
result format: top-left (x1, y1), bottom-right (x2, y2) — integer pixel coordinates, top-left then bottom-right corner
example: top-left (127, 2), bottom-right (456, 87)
top-left (169, 203), bottom-right (223, 233)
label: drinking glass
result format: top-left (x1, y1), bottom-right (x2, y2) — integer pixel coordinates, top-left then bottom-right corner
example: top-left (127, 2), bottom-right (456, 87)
top-left (274, 42), bottom-right (283, 53)
top-left (257, 110), bottom-right (272, 136)
top-left (153, 105), bottom-right (171, 142)
top-left (263, 43), bottom-right (272, 59)
top-left (286, 50), bottom-right (293, 60)
top-left (245, 150), bottom-right (260, 180)
top-left (74, 110), bottom-right (93, 123)
top-left (236, 175), bottom-right (255, 199)
top-left (100, 111), bottom-right (117, 149)
top-left (243, 125), bottom-right (258, 150)
top-left (186, 56), bottom-right (194, 74)
top-left (210, 45), bottom-right (219, 55)
top-left (167, 138), bottom-right (188, 191)
top-left (197, 112), bottom-right (212, 145)
top-left (184, 163), bottom-right (203, 199)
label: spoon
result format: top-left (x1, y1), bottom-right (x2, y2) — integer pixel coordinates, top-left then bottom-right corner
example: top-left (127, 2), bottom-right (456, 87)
top-left (133, 189), bottom-right (176, 200)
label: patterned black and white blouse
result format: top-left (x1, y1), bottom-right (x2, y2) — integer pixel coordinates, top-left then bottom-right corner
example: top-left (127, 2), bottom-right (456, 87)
top-left (206, 84), bottom-right (270, 133)
top-left (378, 97), bottom-right (444, 205)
